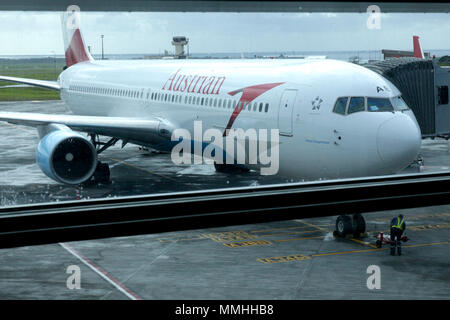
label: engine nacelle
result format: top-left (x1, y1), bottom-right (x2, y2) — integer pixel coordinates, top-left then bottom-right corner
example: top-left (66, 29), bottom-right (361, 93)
top-left (36, 129), bottom-right (97, 184)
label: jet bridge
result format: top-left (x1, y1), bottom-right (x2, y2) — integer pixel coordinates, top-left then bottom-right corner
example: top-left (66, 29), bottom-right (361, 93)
top-left (365, 58), bottom-right (450, 138)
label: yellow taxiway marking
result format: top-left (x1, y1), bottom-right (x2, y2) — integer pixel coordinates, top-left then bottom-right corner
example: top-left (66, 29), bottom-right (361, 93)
top-left (256, 229), bottom-right (323, 238)
top-left (250, 225), bottom-right (319, 233)
top-left (202, 231), bottom-right (259, 243)
top-left (273, 236), bottom-right (325, 243)
top-left (223, 239), bottom-right (272, 248)
top-left (349, 238), bottom-right (378, 249)
top-left (257, 240), bottom-right (450, 264)
top-left (257, 254), bottom-right (311, 264)
top-left (295, 219), bottom-right (328, 232)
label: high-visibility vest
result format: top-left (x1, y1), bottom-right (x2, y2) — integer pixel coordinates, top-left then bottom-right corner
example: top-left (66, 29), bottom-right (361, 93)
top-left (392, 216), bottom-right (405, 230)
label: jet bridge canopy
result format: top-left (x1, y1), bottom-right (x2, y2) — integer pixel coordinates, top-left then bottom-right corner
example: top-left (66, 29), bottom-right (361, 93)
top-left (364, 58), bottom-right (450, 138)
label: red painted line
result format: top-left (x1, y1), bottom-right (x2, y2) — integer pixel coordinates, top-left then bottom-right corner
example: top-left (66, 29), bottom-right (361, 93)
top-left (60, 242), bottom-right (143, 300)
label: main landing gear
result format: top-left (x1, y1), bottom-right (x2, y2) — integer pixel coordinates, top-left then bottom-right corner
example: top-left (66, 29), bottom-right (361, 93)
top-left (83, 134), bottom-right (120, 185)
top-left (333, 214), bottom-right (366, 238)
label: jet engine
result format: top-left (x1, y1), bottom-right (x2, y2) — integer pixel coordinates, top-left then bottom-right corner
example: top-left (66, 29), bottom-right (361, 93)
top-left (36, 128), bottom-right (98, 184)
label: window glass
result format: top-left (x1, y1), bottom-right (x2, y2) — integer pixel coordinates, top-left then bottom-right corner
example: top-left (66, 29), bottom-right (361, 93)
top-left (348, 97), bottom-right (365, 114)
top-left (438, 86), bottom-right (449, 105)
top-left (333, 97), bottom-right (348, 115)
top-left (3, 10), bottom-right (446, 221)
top-left (391, 96), bottom-right (410, 111)
top-left (367, 97), bottom-right (394, 112)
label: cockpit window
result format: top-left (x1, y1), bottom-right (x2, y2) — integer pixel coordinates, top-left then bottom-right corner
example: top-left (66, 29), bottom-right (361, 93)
top-left (347, 97), bottom-right (365, 114)
top-left (391, 96), bottom-right (410, 111)
top-left (367, 97), bottom-right (394, 112)
top-left (333, 97), bottom-right (348, 115)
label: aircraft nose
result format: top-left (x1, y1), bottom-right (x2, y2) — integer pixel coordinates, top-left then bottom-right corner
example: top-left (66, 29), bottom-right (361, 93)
top-left (377, 115), bottom-right (421, 171)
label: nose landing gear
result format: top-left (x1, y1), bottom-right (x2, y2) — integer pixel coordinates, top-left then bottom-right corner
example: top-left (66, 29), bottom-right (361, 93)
top-left (333, 214), bottom-right (366, 238)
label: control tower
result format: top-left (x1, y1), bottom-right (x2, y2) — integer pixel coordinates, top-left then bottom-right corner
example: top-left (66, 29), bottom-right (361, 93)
top-left (171, 36), bottom-right (189, 59)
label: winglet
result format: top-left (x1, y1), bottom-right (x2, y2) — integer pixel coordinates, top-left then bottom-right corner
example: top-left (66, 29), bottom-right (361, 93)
top-left (61, 8), bottom-right (94, 67)
top-left (413, 35), bottom-right (424, 59)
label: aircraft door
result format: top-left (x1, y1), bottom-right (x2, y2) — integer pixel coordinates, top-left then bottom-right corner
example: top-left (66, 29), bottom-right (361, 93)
top-left (278, 89), bottom-right (297, 136)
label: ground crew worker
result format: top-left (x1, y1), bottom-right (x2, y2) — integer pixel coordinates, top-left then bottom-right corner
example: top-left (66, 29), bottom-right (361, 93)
top-left (390, 214), bottom-right (406, 256)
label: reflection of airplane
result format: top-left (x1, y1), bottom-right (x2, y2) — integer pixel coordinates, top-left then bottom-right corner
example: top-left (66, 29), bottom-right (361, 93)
top-left (0, 13), bottom-right (422, 236)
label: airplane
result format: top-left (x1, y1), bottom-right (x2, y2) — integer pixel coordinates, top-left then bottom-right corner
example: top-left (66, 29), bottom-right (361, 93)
top-left (0, 12), bottom-right (422, 237)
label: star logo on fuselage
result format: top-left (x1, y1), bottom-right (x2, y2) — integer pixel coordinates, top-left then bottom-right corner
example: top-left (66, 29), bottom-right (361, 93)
top-left (312, 96), bottom-right (323, 110)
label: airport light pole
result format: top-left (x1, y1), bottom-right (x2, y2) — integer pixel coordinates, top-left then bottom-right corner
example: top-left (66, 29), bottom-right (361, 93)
top-left (101, 35), bottom-right (104, 60)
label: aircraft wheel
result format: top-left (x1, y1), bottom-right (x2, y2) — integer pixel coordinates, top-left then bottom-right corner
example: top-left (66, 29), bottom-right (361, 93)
top-left (93, 162), bottom-right (110, 184)
top-left (352, 213), bottom-right (366, 237)
top-left (335, 215), bottom-right (352, 237)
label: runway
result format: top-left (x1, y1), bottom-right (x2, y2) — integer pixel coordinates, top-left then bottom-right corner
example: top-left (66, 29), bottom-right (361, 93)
top-left (0, 100), bottom-right (449, 299)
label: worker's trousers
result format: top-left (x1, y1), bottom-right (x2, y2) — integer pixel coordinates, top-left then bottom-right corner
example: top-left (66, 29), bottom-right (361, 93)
top-left (390, 228), bottom-right (403, 255)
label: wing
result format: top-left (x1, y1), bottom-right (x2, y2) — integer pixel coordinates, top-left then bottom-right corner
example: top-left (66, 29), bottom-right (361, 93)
top-left (0, 75), bottom-right (60, 91)
top-left (0, 111), bottom-right (175, 145)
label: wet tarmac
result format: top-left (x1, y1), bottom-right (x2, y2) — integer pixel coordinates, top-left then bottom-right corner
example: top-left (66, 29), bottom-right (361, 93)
top-left (0, 100), bottom-right (449, 299)
top-left (1, 100), bottom-right (449, 206)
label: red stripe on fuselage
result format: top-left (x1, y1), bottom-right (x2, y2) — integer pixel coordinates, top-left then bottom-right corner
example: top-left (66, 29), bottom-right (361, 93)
top-left (223, 82), bottom-right (284, 136)
top-left (65, 29), bottom-right (90, 67)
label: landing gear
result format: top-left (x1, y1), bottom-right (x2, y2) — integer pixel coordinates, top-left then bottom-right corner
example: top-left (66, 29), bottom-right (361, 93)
top-left (214, 162), bottom-right (250, 173)
top-left (333, 214), bottom-right (366, 238)
top-left (82, 161), bottom-right (111, 186)
top-left (82, 134), bottom-right (118, 185)
top-left (92, 161), bottom-right (110, 184)
top-left (352, 213), bottom-right (366, 237)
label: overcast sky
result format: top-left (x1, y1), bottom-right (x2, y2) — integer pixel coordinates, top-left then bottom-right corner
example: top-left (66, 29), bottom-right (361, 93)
top-left (0, 11), bottom-right (448, 55)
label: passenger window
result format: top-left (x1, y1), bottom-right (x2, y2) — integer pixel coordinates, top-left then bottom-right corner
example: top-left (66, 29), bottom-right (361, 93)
top-left (348, 97), bottom-right (365, 114)
top-left (333, 97), bottom-right (348, 115)
top-left (265, 103), bottom-right (269, 113)
top-left (259, 102), bottom-right (263, 112)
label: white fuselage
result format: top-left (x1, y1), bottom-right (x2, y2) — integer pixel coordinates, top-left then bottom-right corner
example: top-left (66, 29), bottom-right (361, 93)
top-left (58, 58), bottom-right (421, 180)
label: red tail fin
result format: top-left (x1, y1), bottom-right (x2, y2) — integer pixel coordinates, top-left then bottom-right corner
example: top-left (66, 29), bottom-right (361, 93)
top-left (61, 9), bottom-right (93, 67)
top-left (413, 35), bottom-right (424, 59)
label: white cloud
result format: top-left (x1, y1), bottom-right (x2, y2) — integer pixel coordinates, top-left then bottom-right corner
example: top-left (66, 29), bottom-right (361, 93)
top-left (0, 11), bottom-right (448, 55)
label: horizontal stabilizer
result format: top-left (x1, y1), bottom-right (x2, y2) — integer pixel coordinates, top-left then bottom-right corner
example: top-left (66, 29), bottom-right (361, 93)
top-left (0, 75), bottom-right (60, 90)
